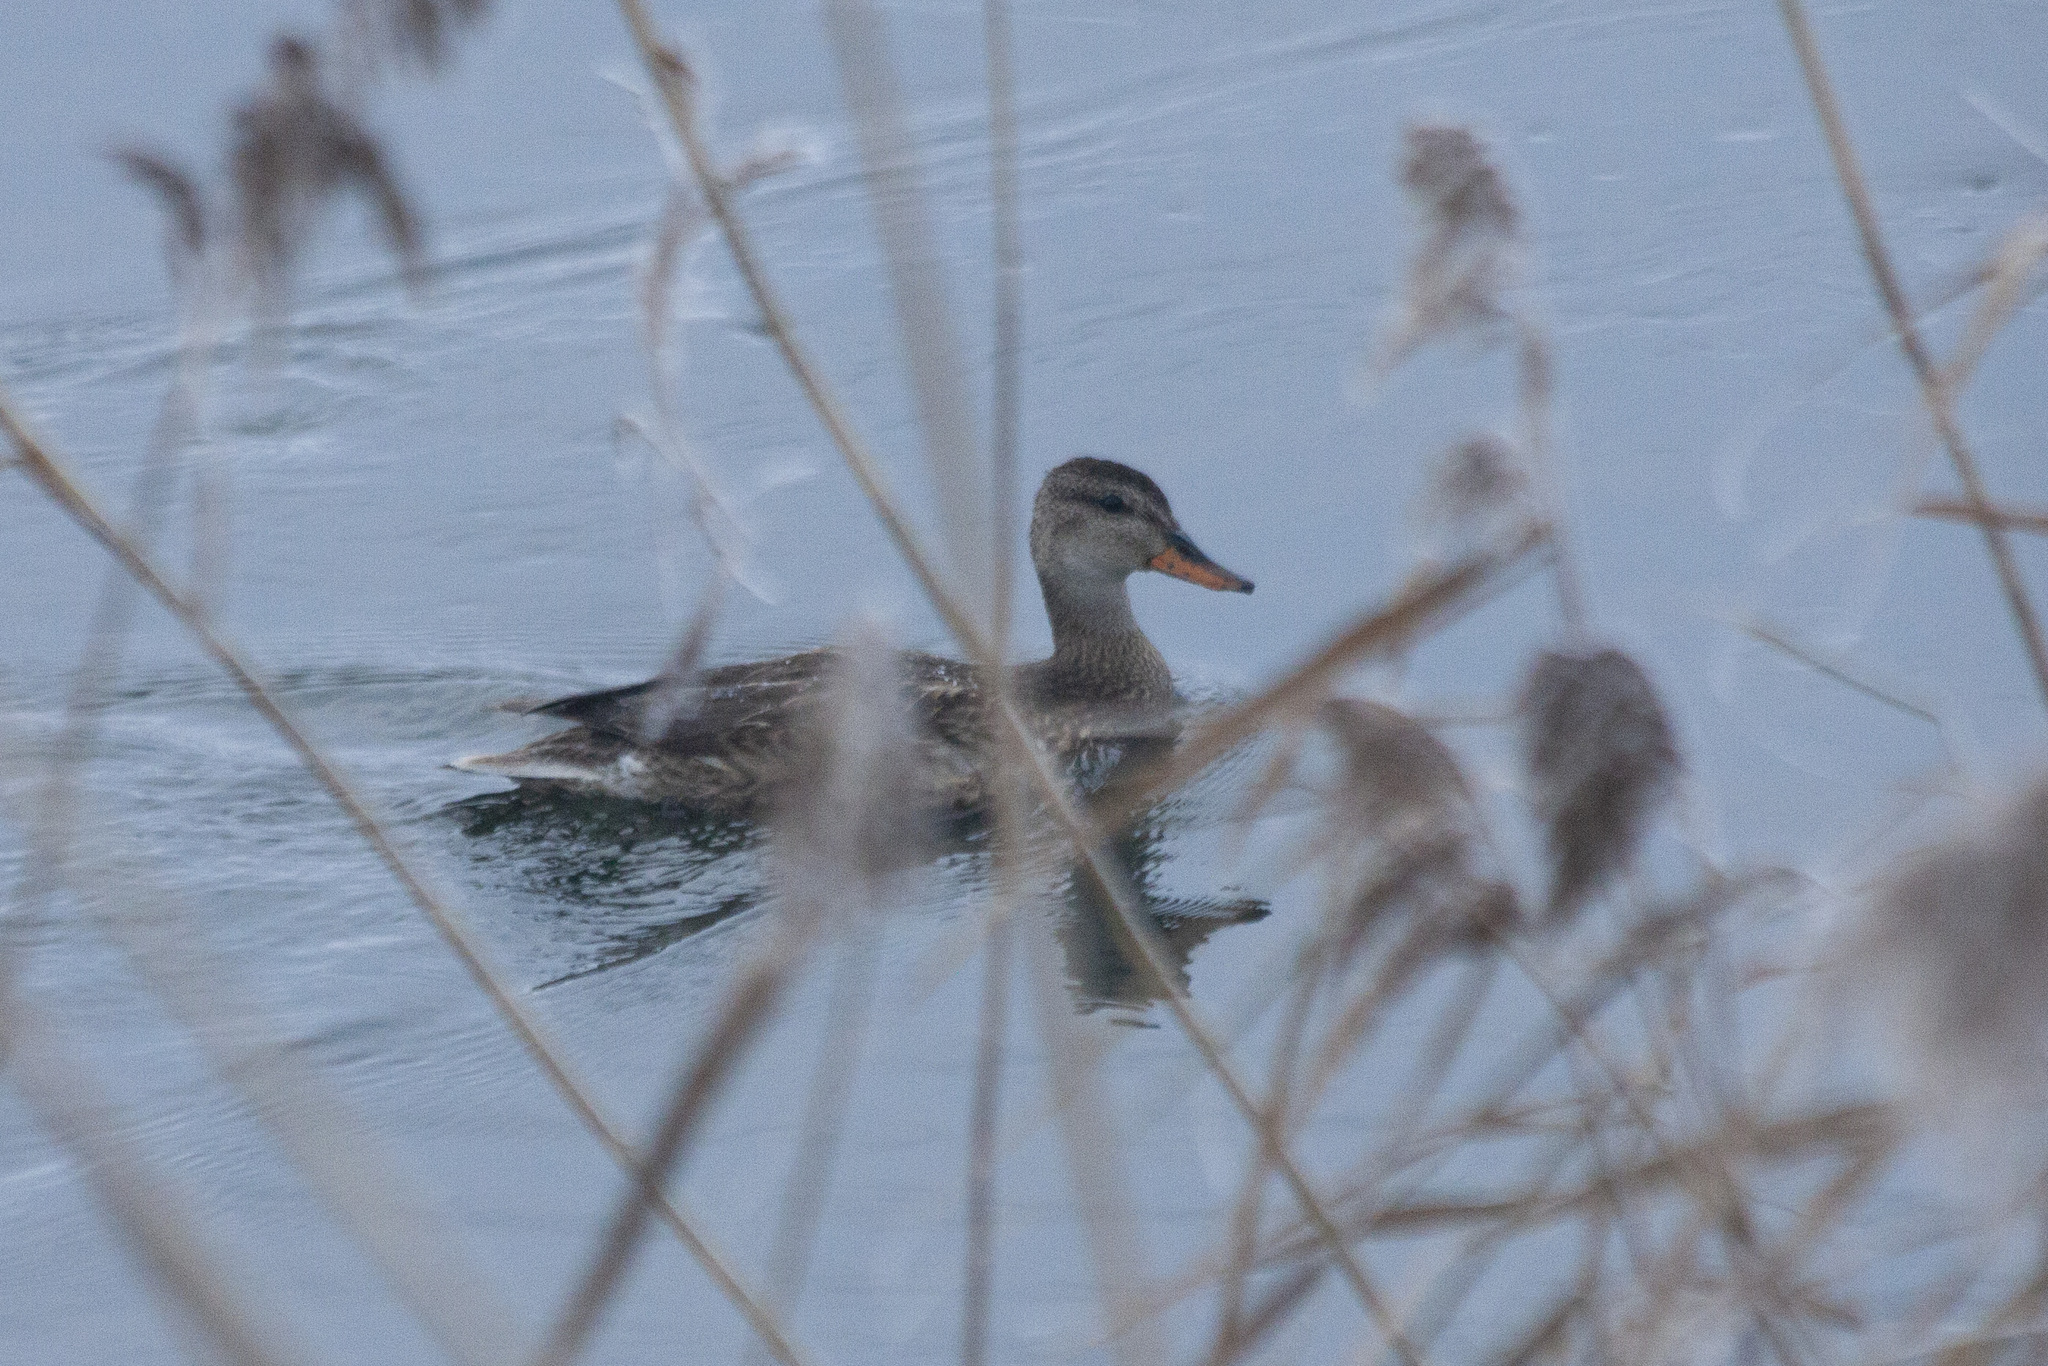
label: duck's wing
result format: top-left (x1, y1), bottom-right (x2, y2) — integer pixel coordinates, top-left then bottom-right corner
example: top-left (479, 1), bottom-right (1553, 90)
top-left (527, 649), bottom-right (839, 753)
top-left (526, 677), bottom-right (666, 733)
top-left (900, 652), bottom-right (992, 742)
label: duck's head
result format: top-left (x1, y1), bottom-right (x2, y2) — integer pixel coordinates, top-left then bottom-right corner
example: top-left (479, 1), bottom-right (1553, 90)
top-left (1028, 456), bottom-right (1254, 598)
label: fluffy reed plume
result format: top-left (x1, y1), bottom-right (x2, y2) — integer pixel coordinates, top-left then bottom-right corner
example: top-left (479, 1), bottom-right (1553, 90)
top-left (1858, 775), bottom-right (2048, 1117)
top-left (232, 35), bottom-right (424, 305)
top-left (528, 640), bottom-right (926, 1366)
top-left (772, 622), bottom-right (933, 887)
top-left (1518, 648), bottom-right (1680, 919)
top-left (1376, 123), bottom-right (1522, 371)
top-left (1319, 698), bottom-right (1516, 955)
top-left (1414, 431), bottom-right (1534, 563)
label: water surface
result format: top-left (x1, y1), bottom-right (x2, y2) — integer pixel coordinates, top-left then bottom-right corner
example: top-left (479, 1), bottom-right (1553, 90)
top-left (4, 0), bottom-right (2047, 1360)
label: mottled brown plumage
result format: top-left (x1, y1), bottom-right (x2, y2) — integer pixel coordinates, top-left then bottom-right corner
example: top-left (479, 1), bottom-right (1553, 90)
top-left (454, 457), bottom-right (1253, 813)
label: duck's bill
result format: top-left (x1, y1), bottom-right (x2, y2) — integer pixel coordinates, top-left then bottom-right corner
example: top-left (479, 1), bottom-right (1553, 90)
top-left (1150, 535), bottom-right (1254, 593)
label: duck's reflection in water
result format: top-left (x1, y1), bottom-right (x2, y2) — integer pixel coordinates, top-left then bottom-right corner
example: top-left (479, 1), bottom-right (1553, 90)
top-left (448, 735), bottom-right (1265, 1008)
top-left (1052, 822), bottom-right (1267, 1020)
top-left (1054, 737), bottom-right (1268, 1019)
top-left (450, 790), bottom-right (768, 988)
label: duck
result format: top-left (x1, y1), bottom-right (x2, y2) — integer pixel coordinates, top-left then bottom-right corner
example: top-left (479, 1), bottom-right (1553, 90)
top-left (453, 456), bottom-right (1253, 814)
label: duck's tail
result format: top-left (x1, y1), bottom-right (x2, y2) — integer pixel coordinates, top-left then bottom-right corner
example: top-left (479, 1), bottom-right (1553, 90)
top-left (448, 729), bottom-right (646, 794)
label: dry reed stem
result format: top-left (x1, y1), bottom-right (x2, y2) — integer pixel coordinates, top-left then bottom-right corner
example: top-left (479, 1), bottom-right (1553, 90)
top-left (15, 384), bottom-right (193, 913)
top-left (1914, 497), bottom-right (2048, 538)
top-left (1207, 953), bottom-right (1322, 1366)
top-left (1473, 945), bottom-right (1821, 1355)
top-left (0, 393), bottom-right (809, 1366)
top-left (1361, 1124), bottom-right (1611, 1366)
top-left (1291, 1101), bottom-right (1882, 1242)
top-left (613, 0), bottom-right (989, 678)
top-left (1777, 0), bottom-right (2048, 714)
top-left (759, 927), bottom-right (881, 1339)
top-left (1514, 322), bottom-right (1586, 631)
top-left (1252, 880), bottom-right (1772, 1272)
top-left (0, 987), bottom-right (313, 1366)
top-left (1213, 1104), bottom-right (1592, 1366)
top-left (984, 0), bottom-right (1024, 656)
top-left (960, 912), bottom-right (1012, 1366)
top-left (1024, 921), bottom-right (1169, 1366)
top-left (1734, 616), bottom-right (1944, 730)
top-left (1942, 211), bottom-right (2048, 395)
top-left (1099, 522), bottom-right (1552, 833)
top-left (631, 141), bottom-right (799, 598)
top-left (823, 0), bottom-right (991, 612)
top-left (0, 737), bottom-right (529, 1366)
top-left (1926, 1256), bottom-right (2048, 1366)
top-left (611, 10), bottom-right (1436, 1356)
top-left (1006, 704), bottom-right (1434, 1366)
top-left (531, 917), bottom-right (819, 1366)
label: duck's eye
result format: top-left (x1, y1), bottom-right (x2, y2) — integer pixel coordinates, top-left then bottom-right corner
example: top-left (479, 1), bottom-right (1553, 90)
top-left (1096, 493), bottom-right (1128, 514)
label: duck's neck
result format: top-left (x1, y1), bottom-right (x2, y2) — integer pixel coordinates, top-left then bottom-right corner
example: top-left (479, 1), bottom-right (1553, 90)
top-left (1026, 566), bottom-right (1172, 704)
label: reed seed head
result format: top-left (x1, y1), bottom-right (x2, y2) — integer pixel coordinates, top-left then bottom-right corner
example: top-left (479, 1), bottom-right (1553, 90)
top-left (231, 34), bottom-right (423, 305)
top-left (773, 625), bottom-right (931, 891)
top-left (1518, 647), bottom-right (1680, 920)
top-left (1376, 122), bottom-right (1524, 371)
top-left (1861, 775), bottom-right (2048, 1121)
top-left (1415, 431), bottom-right (1534, 562)
top-left (1321, 698), bottom-right (1517, 952)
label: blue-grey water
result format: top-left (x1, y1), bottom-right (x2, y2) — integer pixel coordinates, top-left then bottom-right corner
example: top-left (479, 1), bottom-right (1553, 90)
top-left (4, 0), bottom-right (2047, 1361)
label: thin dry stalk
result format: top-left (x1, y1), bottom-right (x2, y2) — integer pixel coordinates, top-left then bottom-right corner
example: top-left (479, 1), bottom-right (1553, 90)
top-left (961, 913), bottom-right (1012, 1366)
top-left (1207, 953), bottom-right (1323, 1366)
top-left (1101, 522), bottom-right (1552, 832)
top-left (0, 734), bottom-right (528, 1366)
top-left (1024, 920), bottom-right (1169, 1366)
top-left (984, 0), bottom-right (1024, 655)
top-left (1010, 717), bottom-right (1434, 1366)
top-left (535, 620), bottom-right (919, 1366)
top-left (1928, 1253), bottom-right (2048, 1366)
top-left (822, 0), bottom-right (991, 611)
top-left (1942, 211), bottom-right (2048, 394)
top-left (1210, 1094), bottom-right (1590, 1366)
top-left (1293, 909), bottom-right (1461, 1123)
top-left (0, 987), bottom-right (314, 1366)
top-left (1282, 1102), bottom-right (1884, 1255)
top-left (1514, 322), bottom-right (1586, 630)
top-left (631, 137), bottom-right (800, 598)
top-left (1776, 0), bottom-right (2048, 713)
top-left (0, 393), bottom-right (804, 1366)
top-left (16, 382), bottom-right (195, 911)
top-left (1735, 616), bottom-right (1944, 730)
top-left (1256, 878), bottom-right (1775, 1271)
top-left (1375, 1123), bottom-right (1620, 1366)
top-left (612, 1), bottom-right (986, 675)
top-left (18, 145), bottom-right (230, 918)
top-left (530, 942), bottom-right (806, 1366)
top-left (611, 14), bottom-right (1440, 1357)
top-left (759, 926), bottom-right (880, 1337)
top-left (961, 693), bottom-right (1033, 1366)
top-left (1914, 497), bottom-right (2048, 538)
